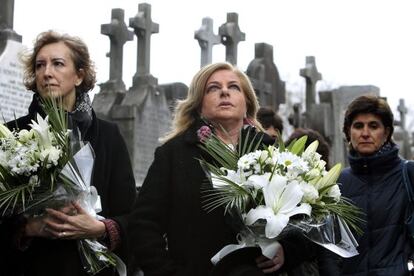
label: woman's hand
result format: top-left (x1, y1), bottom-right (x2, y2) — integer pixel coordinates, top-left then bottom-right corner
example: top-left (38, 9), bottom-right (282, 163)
top-left (25, 216), bottom-right (54, 238)
top-left (256, 242), bottom-right (285, 274)
top-left (43, 201), bottom-right (106, 240)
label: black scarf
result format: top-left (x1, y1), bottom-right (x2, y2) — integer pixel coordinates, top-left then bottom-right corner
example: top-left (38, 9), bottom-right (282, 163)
top-left (28, 93), bottom-right (93, 139)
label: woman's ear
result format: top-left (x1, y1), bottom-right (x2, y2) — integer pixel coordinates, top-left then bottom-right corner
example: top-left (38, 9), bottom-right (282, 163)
top-left (76, 69), bottom-right (85, 87)
top-left (384, 126), bottom-right (391, 142)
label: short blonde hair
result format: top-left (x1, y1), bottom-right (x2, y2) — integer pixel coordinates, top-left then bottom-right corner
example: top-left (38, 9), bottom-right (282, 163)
top-left (162, 62), bottom-right (261, 142)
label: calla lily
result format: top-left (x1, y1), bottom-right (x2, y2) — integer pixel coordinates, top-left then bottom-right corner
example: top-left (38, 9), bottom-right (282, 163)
top-left (245, 174), bottom-right (311, 238)
top-left (29, 114), bottom-right (52, 148)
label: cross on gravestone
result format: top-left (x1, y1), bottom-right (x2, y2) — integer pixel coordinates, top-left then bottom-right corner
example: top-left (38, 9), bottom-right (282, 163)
top-left (397, 98), bottom-right (412, 159)
top-left (300, 56), bottom-right (322, 113)
top-left (101, 8), bottom-right (133, 91)
top-left (194, 17), bottom-right (220, 68)
top-left (218, 13), bottom-right (245, 65)
top-left (0, 0), bottom-right (21, 48)
top-left (398, 98), bottom-right (408, 129)
top-left (129, 3), bottom-right (159, 78)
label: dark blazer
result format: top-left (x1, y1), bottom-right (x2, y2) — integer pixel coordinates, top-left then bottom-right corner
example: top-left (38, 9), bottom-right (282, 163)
top-left (129, 120), bottom-right (315, 276)
top-left (0, 109), bottom-right (136, 276)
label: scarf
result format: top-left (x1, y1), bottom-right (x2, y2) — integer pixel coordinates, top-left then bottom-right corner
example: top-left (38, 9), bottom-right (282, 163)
top-left (28, 93), bottom-right (93, 139)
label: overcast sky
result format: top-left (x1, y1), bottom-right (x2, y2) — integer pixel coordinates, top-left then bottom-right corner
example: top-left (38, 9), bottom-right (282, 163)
top-left (13, 0), bottom-right (414, 126)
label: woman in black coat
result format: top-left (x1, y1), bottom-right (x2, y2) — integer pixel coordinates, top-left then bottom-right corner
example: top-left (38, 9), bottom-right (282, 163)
top-left (129, 62), bottom-right (316, 276)
top-left (0, 30), bottom-right (136, 276)
top-left (330, 95), bottom-right (414, 275)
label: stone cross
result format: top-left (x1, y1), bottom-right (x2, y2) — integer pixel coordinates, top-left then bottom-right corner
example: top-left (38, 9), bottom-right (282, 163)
top-left (0, 0), bottom-right (21, 43)
top-left (300, 56), bottom-right (322, 113)
top-left (129, 3), bottom-right (159, 76)
top-left (398, 98), bottom-right (408, 130)
top-left (101, 8), bottom-right (133, 90)
top-left (194, 17), bottom-right (220, 68)
top-left (218, 13), bottom-right (245, 65)
top-left (397, 98), bottom-right (411, 158)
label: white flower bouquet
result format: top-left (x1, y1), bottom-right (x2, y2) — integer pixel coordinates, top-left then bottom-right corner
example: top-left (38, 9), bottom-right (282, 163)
top-left (198, 126), bottom-right (363, 263)
top-left (0, 98), bottom-right (118, 275)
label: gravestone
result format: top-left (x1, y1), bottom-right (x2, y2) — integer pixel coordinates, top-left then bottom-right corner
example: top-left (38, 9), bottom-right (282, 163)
top-left (300, 56), bottom-right (322, 117)
top-left (109, 3), bottom-right (171, 186)
top-left (158, 82), bottom-right (188, 113)
top-left (318, 85), bottom-right (380, 165)
top-left (218, 13), bottom-right (245, 65)
top-left (246, 43), bottom-right (286, 110)
top-left (194, 17), bottom-right (220, 68)
top-left (93, 8), bottom-right (133, 119)
top-left (0, 0), bottom-right (32, 122)
top-left (395, 98), bottom-right (412, 159)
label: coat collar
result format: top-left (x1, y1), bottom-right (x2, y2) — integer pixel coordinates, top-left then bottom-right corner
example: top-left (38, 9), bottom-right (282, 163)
top-left (348, 143), bottom-right (402, 174)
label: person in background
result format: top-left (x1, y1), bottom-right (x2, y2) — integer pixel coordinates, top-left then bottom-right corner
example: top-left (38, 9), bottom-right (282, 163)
top-left (0, 30), bottom-right (136, 276)
top-left (256, 106), bottom-right (284, 139)
top-left (128, 62), bottom-right (316, 276)
top-left (329, 95), bottom-right (413, 275)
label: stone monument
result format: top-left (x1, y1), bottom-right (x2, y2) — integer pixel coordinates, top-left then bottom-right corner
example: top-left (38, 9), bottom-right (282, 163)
top-left (246, 43), bottom-right (286, 110)
top-left (0, 0), bottom-right (32, 122)
top-left (93, 8), bottom-right (133, 120)
top-left (107, 3), bottom-right (171, 186)
top-left (218, 13), bottom-right (245, 65)
top-left (194, 17), bottom-right (220, 68)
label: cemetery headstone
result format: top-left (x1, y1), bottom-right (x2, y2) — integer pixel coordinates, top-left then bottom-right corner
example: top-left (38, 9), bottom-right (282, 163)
top-left (0, 0), bottom-right (31, 122)
top-left (93, 8), bottom-right (133, 119)
top-left (300, 56), bottom-right (322, 115)
top-left (194, 17), bottom-right (220, 68)
top-left (246, 43), bottom-right (285, 110)
top-left (108, 3), bottom-right (171, 186)
top-left (218, 13), bottom-right (245, 65)
top-left (396, 98), bottom-right (412, 159)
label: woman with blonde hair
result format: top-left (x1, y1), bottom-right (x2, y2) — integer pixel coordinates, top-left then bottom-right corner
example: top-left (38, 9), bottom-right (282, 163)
top-left (129, 62), bottom-right (315, 275)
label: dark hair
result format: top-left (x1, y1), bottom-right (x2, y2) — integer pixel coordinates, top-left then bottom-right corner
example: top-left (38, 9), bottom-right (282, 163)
top-left (342, 95), bottom-right (394, 143)
top-left (22, 30), bottom-right (96, 94)
top-left (256, 106), bottom-right (283, 134)
top-left (285, 128), bottom-right (330, 168)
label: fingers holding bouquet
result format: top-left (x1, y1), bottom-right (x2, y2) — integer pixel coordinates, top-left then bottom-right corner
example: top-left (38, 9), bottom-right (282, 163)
top-left (256, 242), bottom-right (285, 273)
top-left (44, 201), bottom-right (106, 240)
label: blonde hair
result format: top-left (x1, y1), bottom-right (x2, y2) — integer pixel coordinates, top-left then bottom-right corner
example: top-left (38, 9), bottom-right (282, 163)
top-left (161, 62), bottom-right (262, 143)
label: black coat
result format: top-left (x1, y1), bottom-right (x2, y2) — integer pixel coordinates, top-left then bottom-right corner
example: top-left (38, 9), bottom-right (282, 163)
top-left (338, 145), bottom-right (413, 275)
top-left (0, 108), bottom-right (136, 276)
top-left (129, 120), bottom-right (315, 276)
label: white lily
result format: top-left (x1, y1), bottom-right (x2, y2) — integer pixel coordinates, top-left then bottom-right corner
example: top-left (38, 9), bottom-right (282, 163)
top-left (304, 140), bottom-right (319, 155)
top-left (29, 114), bottom-right (52, 148)
top-left (245, 174), bottom-right (311, 238)
top-left (0, 123), bottom-right (13, 138)
top-left (315, 163), bottom-right (342, 190)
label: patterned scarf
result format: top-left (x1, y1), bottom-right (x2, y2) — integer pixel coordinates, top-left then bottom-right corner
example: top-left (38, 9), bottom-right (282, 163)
top-left (68, 92), bottom-right (93, 140)
top-left (29, 93), bottom-right (93, 139)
